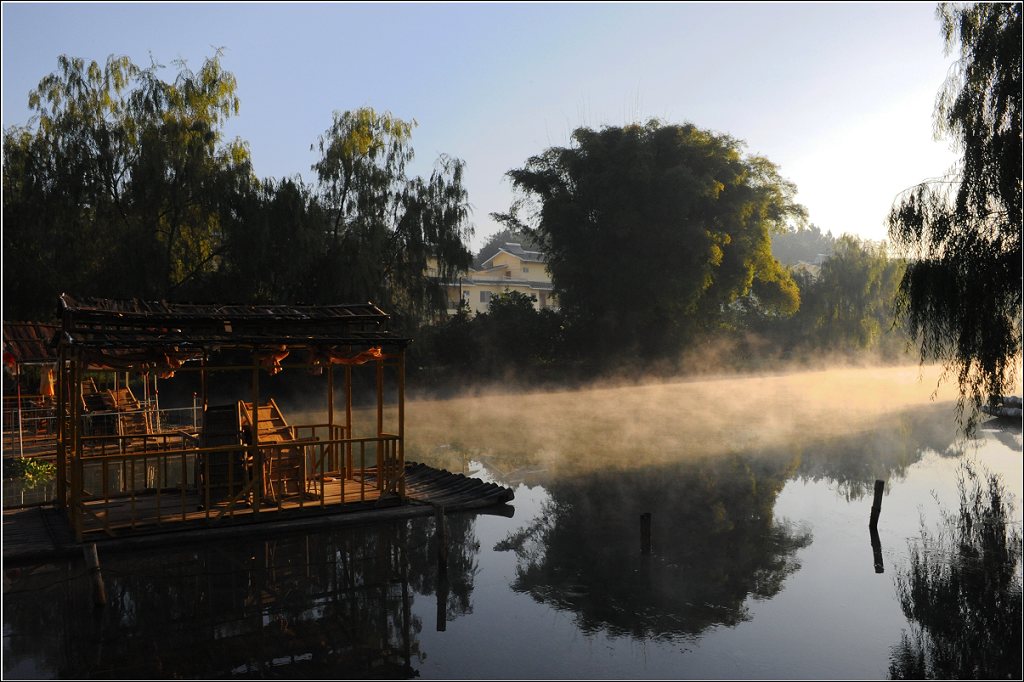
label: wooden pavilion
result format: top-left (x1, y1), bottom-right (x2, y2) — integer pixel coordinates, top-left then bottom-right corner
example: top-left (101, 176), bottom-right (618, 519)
top-left (51, 294), bottom-right (411, 541)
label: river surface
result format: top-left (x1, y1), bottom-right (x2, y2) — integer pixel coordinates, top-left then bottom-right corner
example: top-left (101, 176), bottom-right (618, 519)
top-left (3, 365), bottom-right (1022, 679)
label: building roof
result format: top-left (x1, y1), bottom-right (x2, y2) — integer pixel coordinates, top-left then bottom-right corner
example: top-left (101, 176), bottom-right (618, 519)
top-left (54, 294), bottom-right (409, 370)
top-left (2, 321), bottom-right (60, 365)
top-left (479, 242), bottom-right (547, 269)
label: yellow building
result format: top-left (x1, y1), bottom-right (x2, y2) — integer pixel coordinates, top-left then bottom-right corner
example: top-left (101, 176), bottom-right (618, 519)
top-left (431, 243), bottom-right (558, 315)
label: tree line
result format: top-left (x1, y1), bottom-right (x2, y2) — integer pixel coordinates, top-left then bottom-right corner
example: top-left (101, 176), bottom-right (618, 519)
top-left (2, 52), bottom-right (473, 330)
top-left (5, 2), bottom-right (1019, 405)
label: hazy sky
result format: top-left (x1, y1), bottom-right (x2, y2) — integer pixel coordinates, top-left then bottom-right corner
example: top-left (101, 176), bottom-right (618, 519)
top-left (2, 2), bottom-right (959, 250)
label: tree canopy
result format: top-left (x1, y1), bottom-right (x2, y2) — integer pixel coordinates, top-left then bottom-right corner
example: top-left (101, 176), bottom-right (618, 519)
top-left (3, 52), bottom-right (253, 317)
top-left (887, 2), bottom-right (1022, 423)
top-left (495, 120), bottom-right (805, 362)
top-left (309, 107), bottom-right (474, 324)
top-left (3, 55), bottom-right (473, 330)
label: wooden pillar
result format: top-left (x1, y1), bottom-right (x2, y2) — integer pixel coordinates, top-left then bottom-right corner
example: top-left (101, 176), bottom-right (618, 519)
top-left (345, 365), bottom-right (353, 477)
top-left (15, 363), bottom-right (24, 459)
top-left (375, 358), bottom-right (384, 491)
top-left (327, 364), bottom-right (335, 473)
top-left (397, 351), bottom-right (406, 498)
top-left (71, 355), bottom-right (84, 542)
top-left (252, 364), bottom-right (261, 513)
top-left (376, 358), bottom-right (384, 435)
top-left (200, 351), bottom-right (209, 417)
top-left (56, 350), bottom-right (67, 509)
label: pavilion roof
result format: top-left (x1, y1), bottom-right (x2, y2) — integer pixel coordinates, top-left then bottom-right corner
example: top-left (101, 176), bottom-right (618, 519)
top-left (56, 294), bottom-right (409, 367)
top-left (2, 321), bottom-right (60, 365)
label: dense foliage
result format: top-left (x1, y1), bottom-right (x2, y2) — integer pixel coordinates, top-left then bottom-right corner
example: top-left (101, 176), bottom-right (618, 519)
top-left (4, 52), bottom-right (924, 387)
top-left (889, 463), bottom-right (1022, 680)
top-left (2, 53), bottom-right (473, 329)
top-left (495, 120), bottom-right (806, 365)
top-left (888, 3), bottom-right (1022, 425)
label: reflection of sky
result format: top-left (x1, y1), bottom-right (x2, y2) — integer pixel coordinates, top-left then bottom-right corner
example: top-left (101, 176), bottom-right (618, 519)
top-left (5, 375), bottom-right (1020, 678)
top-left (411, 424), bottom-right (1022, 679)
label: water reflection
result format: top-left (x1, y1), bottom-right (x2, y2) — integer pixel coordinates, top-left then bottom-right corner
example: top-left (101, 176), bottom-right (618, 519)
top-left (495, 453), bottom-right (813, 640)
top-left (792, 405), bottom-right (963, 501)
top-left (888, 461), bottom-right (1023, 680)
top-left (2, 515), bottom-right (481, 679)
top-left (491, 405), bottom-right (964, 643)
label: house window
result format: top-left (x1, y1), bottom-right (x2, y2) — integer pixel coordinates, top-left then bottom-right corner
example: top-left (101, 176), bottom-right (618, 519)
top-left (504, 271), bottom-right (511, 279)
top-left (539, 292), bottom-right (547, 307)
top-left (522, 266), bottom-right (529, 273)
top-left (480, 291), bottom-right (492, 304)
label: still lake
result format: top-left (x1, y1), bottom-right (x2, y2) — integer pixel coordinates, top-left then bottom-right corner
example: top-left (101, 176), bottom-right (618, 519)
top-left (3, 365), bottom-right (1022, 679)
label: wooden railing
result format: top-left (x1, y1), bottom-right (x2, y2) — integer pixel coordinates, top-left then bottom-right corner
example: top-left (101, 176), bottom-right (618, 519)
top-left (66, 431), bottom-right (404, 540)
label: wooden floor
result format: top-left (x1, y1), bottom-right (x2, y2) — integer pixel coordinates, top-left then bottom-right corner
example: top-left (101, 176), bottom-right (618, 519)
top-left (3, 462), bottom-right (515, 563)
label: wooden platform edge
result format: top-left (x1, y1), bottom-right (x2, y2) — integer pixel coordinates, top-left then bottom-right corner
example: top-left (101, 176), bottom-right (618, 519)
top-left (3, 462), bottom-right (515, 565)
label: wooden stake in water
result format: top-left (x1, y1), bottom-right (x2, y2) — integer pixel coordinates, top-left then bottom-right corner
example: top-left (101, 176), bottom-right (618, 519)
top-left (435, 505), bottom-right (449, 632)
top-left (84, 543), bottom-right (107, 607)
top-left (640, 512), bottom-right (652, 555)
top-left (869, 480), bottom-right (885, 529)
top-left (870, 526), bottom-right (884, 574)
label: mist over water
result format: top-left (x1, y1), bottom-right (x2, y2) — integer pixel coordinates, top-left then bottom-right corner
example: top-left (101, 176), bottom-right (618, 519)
top-left (6, 363), bottom-right (1021, 679)
top-left (306, 364), bottom-right (966, 478)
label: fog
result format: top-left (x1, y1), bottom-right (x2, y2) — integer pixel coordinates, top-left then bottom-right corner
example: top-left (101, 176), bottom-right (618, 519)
top-left (288, 364), bottom-right (968, 479)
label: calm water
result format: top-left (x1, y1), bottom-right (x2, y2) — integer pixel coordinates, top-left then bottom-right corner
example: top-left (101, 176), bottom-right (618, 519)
top-left (3, 366), bottom-right (1022, 679)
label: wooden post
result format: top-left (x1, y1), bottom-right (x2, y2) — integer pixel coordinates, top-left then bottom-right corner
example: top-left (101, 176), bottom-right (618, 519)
top-left (869, 480), bottom-right (884, 529)
top-left (252, 365), bottom-right (261, 513)
top-left (56, 350), bottom-right (67, 509)
top-left (200, 351), bottom-right (209, 417)
top-left (870, 526), bottom-right (884, 574)
top-left (84, 543), bottom-right (106, 607)
top-left (327, 364), bottom-right (335, 474)
top-left (15, 363), bottom-right (24, 459)
top-left (397, 352), bottom-right (406, 498)
top-left (435, 505), bottom-right (449, 632)
top-left (345, 365), bottom-right (353, 477)
top-left (640, 512), bottom-right (652, 555)
top-left (435, 505), bottom-right (449, 576)
top-left (72, 356), bottom-right (84, 542)
top-left (376, 358), bottom-right (384, 437)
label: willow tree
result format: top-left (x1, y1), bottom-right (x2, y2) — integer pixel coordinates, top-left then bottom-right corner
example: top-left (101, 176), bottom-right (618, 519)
top-left (495, 120), bottom-right (805, 363)
top-left (888, 3), bottom-right (1022, 425)
top-left (2, 51), bottom-right (253, 318)
top-left (311, 108), bottom-right (473, 327)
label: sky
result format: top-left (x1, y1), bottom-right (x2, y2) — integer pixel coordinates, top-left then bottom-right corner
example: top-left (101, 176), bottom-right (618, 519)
top-left (2, 2), bottom-right (960, 252)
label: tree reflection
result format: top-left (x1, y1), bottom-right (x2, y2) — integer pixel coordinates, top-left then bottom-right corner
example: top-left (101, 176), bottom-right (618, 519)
top-left (888, 463), bottom-right (1022, 680)
top-left (495, 453), bottom-right (812, 639)
top-left (794, 404), bottom-right (961, 501)
top-left (2, 515), bottom-right (483, 679)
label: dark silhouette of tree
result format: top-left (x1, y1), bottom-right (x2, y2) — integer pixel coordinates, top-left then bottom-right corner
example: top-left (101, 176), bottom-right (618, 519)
top-left (495, 454), bottom-right (812, 639)
top-left (311, 108), bottom-right (474, 327)
top-left (494, 120), bottom-right (806, 366)
top-left (887, 3), bottom-right (1022, 428)
top-left (3, 51), bottom-right (252, 318)
top-left (888, 462), bottom-right (1022, 680)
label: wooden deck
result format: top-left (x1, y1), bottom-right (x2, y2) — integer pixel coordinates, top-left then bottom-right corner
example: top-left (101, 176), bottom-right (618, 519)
top-left (2, 462), bottom-right (514, 564)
